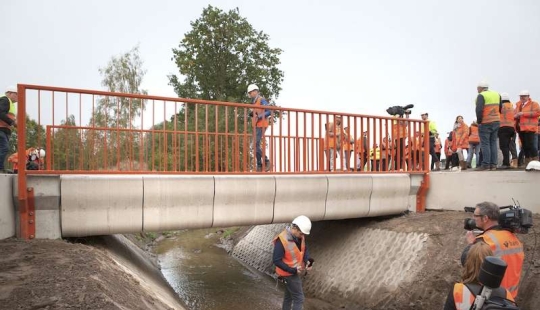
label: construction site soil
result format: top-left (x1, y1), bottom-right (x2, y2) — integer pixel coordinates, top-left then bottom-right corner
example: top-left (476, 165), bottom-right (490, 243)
top-left (0, 211), bottom-right (538, 310)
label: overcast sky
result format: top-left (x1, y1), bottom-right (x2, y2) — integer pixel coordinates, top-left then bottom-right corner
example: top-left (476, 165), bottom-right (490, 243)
top-left (2, 0), bottom-right (540, 138)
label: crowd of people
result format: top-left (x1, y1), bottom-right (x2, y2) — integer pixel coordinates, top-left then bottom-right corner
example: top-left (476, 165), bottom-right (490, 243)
top-left (321, 81), bottom-right (540, 172)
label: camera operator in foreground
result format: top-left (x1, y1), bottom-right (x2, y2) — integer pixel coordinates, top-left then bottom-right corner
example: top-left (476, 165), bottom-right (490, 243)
top-left (461, 202), bottom-right (524, 299)
top-left (445, 242), bottom-right (516, 310)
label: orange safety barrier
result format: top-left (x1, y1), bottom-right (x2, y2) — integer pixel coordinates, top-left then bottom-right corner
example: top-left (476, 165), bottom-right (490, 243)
top-left (15, 84), bottom-right (431, 238)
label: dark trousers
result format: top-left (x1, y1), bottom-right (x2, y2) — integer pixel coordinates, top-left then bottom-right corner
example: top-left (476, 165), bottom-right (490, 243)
top-left (498, 126), bottom-right (515, 166)
top-left (519, 131), bottom-right (538, 158)
top-left (479, 122), bottom-right (500, 167)
top-left (0, 131), bottom-right (10, 171)
top-left (510, 134), bottom-right (518, 159)
top-left (371, 159), bottom-right (387, 171)
top-left (394, 138), bottom-right (405, 170)
top-left (282, 274), bottom-right (304, 310)
top-left (429, 136), bottom-right (439, 164)
top-left (432, 152), bottom-right (441, 170)
top-left (255, 127), bottom-right (269, 167)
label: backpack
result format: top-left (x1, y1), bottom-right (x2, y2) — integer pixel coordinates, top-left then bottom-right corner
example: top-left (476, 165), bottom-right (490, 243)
top-left (465, 283), bottom-right (520, 310)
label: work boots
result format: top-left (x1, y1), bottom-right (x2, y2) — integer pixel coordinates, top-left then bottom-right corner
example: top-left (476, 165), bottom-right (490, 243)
top-left (434, 162), bottom-right (441, 171)
top-left (459, 161), bottom-right (467, 171)
top-left (510, 159), bottom-right (518, 168)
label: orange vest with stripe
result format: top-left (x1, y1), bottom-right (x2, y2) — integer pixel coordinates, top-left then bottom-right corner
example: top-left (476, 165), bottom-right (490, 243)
top-left (273, 229), bottom-right (305, 277)
top-left (515, 99), bottom-right (540, 133)
top-left (434, 138), bottom-right (442, 153)
top-left (392, 118), bottom-right (408, 139)
top-left (325, 121), bottom-right (343, 150)
top-left (478, 90), bottom-right (501, 124)
top-left (500, 101), bottom-right (515, 128)
top-left (468, 125), bottom-right (479, 144)
top-left (252, 96), bottom-right (269, 128)
top-left (452, 282), bottom-right (514, 310)
top-left (477, 230), bottom-right (524, 298)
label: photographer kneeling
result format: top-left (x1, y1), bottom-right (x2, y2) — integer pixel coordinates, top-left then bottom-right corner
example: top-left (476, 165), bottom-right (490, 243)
top-left (445, 242), bottom-right (516, 310)
top-left (461, 202), bottom-right (524, 299)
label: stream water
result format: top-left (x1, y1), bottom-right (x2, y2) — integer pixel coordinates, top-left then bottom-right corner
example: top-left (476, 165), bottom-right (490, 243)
top-left (154, 228), bottom-right (284, 310)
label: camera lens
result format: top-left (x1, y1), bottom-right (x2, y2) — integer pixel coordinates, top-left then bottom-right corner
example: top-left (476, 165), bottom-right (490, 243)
top-left (464, 218), bottom-right (477, 230)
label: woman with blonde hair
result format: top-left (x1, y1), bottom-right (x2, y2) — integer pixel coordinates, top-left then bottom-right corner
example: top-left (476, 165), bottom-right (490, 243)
top-left (444, 242), bottom-right (515, 310)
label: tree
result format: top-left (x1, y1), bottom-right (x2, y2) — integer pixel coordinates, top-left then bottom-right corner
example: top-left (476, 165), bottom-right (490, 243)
top-left (167, 5), bottom-right (284, 171)
top-left (88, 46), bottom-right (148, 170)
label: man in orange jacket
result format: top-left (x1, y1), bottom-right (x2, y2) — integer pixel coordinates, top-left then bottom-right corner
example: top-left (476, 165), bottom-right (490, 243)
top-left (498, 93), bottom-right (516, 169)
top-left (514, 90), bottom-right (540, 167)
top-left (273, 215), bottom-right (313, 310)
top-left (461, 202), bottom-right (524, 299)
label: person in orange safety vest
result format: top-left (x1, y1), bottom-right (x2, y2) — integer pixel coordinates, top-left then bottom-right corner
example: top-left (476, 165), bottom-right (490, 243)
top-left (8, 147), bottom-right (45, 173)
top-left (444, 242), bottom-right (516, 310)
top-left (0, 86), bottom-right (18, 173)
top-left (475, 81), bottom-right (502, 171)
top-left (461, 202), bottom-right (524, 299)
top-left (514, 90), bottom-right (540, 167)
top-left (453, 116), bottom-right (469, 170)
top-left (498, 93), bottom-right (516, 169)
top-left (466, 121), bottom-right (481, 168)
top-left (273, 215), bottom-right (313, 310)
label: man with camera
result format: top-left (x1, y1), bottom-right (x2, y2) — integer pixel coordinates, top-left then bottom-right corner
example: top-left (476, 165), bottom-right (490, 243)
top-left (461, 202), bottom-right (524, 299)
top-left (273, 215), bottom-right (314, 310)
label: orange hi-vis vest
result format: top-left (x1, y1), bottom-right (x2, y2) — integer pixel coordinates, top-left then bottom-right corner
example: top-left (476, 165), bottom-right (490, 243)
top-left (392, 117), bottom-right (408, 139)
top-left (452, 283), bottom-right (514, 310)
top-left (477, 230), bottom-right (524, 298)
top-left (500, 101), bottom-right (515, 128)
top-left (273, 229), bottom-right (305, 277)
top-left (325, 121), bottom-right (343, 150)
top-left (444, 138), bottom-right (453, 156)
top-left (454, 123), bottom-right (469, 149)
top-left (515, 99), bottom-right (540, 133)
top-left (252, 96), bottom-right (269, 128)
top-left (478, 90), bottom-right (501, 124)
top-left (469, 125), bottom-right (480, 144)
top-left (434, 138), bottom-right (442, 153)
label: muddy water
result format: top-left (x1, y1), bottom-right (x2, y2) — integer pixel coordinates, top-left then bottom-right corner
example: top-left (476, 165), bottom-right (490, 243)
top-left (154, 228), bottom-right (283, 310)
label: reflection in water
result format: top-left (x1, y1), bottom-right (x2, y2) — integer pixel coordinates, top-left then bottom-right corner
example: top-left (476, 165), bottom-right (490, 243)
top-left (155, 228), bottom-right (283, 310)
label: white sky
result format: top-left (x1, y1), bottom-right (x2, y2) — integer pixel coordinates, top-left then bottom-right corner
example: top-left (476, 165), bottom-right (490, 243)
top-left (2, 0), bottom-right (540, 140)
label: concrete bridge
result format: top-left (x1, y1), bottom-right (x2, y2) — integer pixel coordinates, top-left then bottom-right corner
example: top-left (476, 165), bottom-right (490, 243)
top-left (1, 84), bottom-right (538, 240)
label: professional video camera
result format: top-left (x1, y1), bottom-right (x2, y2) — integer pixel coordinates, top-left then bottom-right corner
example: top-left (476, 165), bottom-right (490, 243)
top-left (386, 104), bottom-right (414, 117)
top-left (464, 201), bottom-right (533, 234)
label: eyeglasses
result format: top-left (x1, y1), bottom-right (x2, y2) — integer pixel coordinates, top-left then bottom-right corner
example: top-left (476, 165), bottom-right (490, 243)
top-left (473, 213), bottom-right (484, 218)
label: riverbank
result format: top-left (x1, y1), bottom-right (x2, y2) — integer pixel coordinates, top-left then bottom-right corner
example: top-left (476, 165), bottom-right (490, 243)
top-left (0, 237), bottom-right (186, 310)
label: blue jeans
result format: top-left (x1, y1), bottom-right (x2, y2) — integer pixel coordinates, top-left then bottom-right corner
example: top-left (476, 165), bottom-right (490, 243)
top-left (282, 274), bottom-right (304, 310)
top-left (478, 122), bottom-right (500, 167)
top-left (0, 131), bottom-right (9, 171)
top-left (255, 127), bottom-right (269, 166)
top-left (466, 143), bottom-right (481, 167)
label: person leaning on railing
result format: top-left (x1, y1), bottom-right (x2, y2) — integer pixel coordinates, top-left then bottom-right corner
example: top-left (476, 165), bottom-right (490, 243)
top-left (247, 84), bottom-right (271, 172)
top-left (0, 86), bottom-right (18, 174)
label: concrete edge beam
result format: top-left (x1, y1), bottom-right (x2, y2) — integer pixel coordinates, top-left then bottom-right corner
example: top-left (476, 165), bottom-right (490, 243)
top-left (325, 174), bottom-right (372, 220)
top-left (273, 175), bottom-right (327, 223)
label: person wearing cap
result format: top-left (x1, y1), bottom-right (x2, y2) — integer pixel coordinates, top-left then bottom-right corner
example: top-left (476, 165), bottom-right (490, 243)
top-left (0, 86), bottom-right (18, 173)
top-left (497, 93), bottom-right (516, 169)
top-left (421, 112), bottom-right (441, 170)
top-left (247, 84), bottom-right (271, 172)
top-left (273, 215), bottom-right (313, 310)
top-left (475, 81), bottom-right (502, 171)
top-left (514, 90), bottom-right (540, 167)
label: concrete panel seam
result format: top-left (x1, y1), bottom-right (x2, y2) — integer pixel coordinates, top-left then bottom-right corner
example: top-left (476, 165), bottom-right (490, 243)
top-left (211, 176), bottom-right (215, 228)
top-left (141, 176), bottom-right (145, 232)
top-left (367, 175), bottom-right (374, 216)
top-left (271, 176), bottom-right (277, 224)
top-left (322, 175), bottom-right (329, 219)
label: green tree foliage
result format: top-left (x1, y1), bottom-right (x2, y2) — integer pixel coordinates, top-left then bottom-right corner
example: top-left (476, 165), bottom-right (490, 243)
top-left (9, 116), bottom-right (46, 154)
top-left (165, 5), bottom-right (284, 172)
top-left (88, 46), bottom-right (148, 170)
top-left (50, 115), bottom-right (83, 170)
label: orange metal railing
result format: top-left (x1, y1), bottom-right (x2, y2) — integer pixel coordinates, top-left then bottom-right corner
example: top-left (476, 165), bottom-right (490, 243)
top-left (15, 84), bottom-right (431, 238)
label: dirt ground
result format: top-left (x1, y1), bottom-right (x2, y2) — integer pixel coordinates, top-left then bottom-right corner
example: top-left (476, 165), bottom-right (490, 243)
top-left (0, 211), bottom-right (538, 310)
top-left (0, 238), bottom-right (176, 310)
top-left (352, 210), bottom-right (540, 310)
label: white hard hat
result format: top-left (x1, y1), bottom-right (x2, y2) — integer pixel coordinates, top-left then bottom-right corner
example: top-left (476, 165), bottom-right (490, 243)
top-left (501, 93), bottom-right (510, 101)
top-left (477, 81), bottom-right (489, 88)
top-left (247, 84), bottom-right (259, 93)
top-left (5, 85), bottom-right (17, 93)
top-left (526, 160), bottom-right (540, 171)
top-left (519, 90), bottom-right (530, 96)
top-left (39, 149), bottom-right (46, 158)
top-left (292, 215), bottom-right (312, 235)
